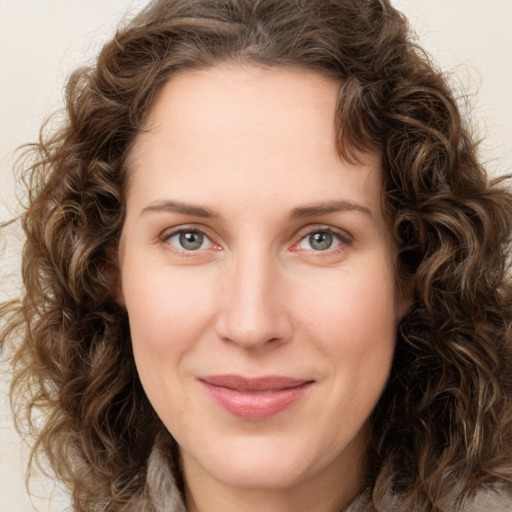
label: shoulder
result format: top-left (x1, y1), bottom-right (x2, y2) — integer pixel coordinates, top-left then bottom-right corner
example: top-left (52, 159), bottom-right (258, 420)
top-left (344, 485), bottom-right (512, 511)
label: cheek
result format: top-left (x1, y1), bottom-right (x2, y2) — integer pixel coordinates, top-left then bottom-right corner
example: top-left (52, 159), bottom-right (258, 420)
top-left (340, 275), bottom-right (398, 348)
top-left (122, 265), bottom-right (217, 369)
top-left (296, 261), bottom-right (398, 394)
top-left (124, 274), bottom-right (215, 423)
top-left (299, 263), bottom-right (399, 344)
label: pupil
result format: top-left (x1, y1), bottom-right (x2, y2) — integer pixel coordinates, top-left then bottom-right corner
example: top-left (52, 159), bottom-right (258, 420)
top-left (179, 231), bottom-right (203, 250)
top-left (310, 232), bottom-right (332, 251)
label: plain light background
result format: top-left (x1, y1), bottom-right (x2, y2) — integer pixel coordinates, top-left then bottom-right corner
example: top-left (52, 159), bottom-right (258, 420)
top-left (1, 1), bottom-right (511, 510)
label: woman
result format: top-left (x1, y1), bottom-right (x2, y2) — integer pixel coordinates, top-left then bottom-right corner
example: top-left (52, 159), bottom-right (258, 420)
top-left (2, 0), bottom-right (512, 510)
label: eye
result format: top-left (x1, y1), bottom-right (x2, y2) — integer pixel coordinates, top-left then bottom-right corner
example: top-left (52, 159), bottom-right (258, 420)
top-left (164, 229), bottom-right (214, 251)
top-left (296, 229), bottom-right (345, 251)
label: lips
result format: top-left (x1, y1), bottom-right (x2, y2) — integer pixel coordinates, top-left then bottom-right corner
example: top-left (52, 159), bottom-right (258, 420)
top-left (200, 375), bottom-right (314, 420)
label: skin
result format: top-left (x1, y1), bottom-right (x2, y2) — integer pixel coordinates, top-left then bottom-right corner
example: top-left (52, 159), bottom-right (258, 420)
top-left (118, 64), bottom-right (406, 512)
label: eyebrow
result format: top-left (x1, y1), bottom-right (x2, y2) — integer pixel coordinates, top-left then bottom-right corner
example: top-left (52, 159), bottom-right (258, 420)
top-left (140, 200), bottom-right (218, 218)
top-left (139, 198), bottom-right (372, 220)
top-left (290, 200), bottom-right (372, 219)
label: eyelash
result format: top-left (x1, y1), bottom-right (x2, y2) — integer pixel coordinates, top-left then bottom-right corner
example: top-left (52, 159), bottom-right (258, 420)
top-left (290, 226), bottom-right (351, 255)
top-left (160, 226), bottom-right (219, 254)
top-left (160, 225), bottom-right (352, 256)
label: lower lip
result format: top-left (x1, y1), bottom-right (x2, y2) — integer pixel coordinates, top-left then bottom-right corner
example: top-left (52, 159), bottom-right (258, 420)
top-left (201, 381), bottom-right (313, 420)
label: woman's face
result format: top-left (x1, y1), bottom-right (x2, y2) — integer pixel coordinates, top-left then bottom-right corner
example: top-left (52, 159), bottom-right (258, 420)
top-left (119, 65), bottom-right (404, 502)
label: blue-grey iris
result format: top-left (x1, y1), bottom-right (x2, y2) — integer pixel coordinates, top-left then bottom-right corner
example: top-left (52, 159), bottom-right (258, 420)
top-left (309, 232), bottom-right (333, 251)
top-left (180, 231), bottom-right (204, 250)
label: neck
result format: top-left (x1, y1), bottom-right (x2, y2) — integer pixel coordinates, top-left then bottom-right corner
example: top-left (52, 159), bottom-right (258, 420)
top-left (185, 483), bottom-right (362, 512)
top-left (182, 447), bottom-right (367, 512)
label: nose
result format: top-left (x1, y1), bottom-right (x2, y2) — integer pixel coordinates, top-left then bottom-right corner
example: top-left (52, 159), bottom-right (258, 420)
top-left (215, 248), bottom-right (293, 350)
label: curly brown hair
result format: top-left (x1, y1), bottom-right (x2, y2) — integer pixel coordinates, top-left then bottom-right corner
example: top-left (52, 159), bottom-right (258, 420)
top-left (2, 0), bottom-right (512, 510)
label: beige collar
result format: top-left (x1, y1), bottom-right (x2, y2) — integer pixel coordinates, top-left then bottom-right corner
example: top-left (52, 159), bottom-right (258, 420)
top-left (144, 442), bottom-right (512, 512)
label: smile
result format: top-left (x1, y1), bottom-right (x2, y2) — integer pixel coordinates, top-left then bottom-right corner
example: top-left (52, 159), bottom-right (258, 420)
top-left (199, 375), bottom-right (314, 420)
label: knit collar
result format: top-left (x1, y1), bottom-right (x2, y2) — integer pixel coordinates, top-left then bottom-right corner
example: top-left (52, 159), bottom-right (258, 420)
top-left (145, 441), bottom-right (512, 512)
top-left (144, 440), bottom-right (372, 512)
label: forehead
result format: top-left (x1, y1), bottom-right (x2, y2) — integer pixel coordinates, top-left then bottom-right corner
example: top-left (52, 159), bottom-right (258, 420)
top-left (131, 64), bottom-right (342, 162)
top-left (126, 64), bottom-right (383, 218)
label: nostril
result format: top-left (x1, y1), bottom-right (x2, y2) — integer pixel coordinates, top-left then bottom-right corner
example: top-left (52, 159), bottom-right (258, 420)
top-left (214, 265), bottom-right (293, 348)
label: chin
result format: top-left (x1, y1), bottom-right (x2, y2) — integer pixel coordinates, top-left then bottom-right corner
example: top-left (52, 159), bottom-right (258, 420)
top-left (203, 454), bottom-right (311, 490)
top-left (181, 430), bottom-right (361, 492)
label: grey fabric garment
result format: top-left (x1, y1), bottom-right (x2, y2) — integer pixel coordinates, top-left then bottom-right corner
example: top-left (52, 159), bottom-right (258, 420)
top-left (144, 444), bottom-right (512, 512)
top-left (343, 487), bottom-right (512, 512)
top-left (464, 488), bottom-right (512, 512)
top-left (145, 443), bottom-right (187, 512)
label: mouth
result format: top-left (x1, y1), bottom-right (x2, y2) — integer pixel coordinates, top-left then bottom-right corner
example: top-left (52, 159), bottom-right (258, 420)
top-left (199, 375), bottom-right (314, 420)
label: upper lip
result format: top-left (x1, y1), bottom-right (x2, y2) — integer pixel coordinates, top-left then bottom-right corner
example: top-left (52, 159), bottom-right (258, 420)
top-left (200, 375), bottom-right (313, 392)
